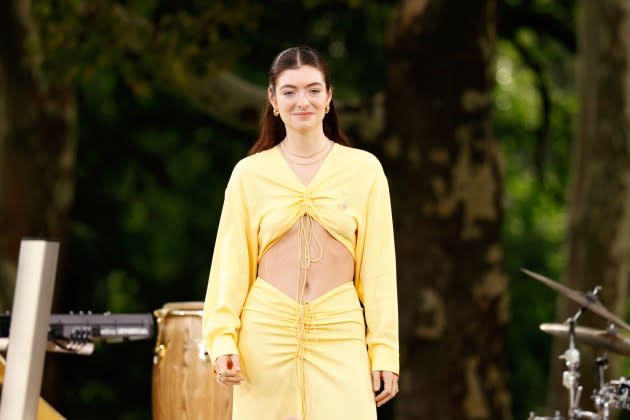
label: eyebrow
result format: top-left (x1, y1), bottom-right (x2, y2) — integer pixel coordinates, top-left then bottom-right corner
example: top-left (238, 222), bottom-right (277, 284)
top-left (278, 82), bottom-right (324, 90)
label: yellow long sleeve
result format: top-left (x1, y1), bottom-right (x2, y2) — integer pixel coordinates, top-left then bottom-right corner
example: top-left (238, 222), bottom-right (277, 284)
top-left (202, 163), bottom-right (257, 362)
top-left (355, 160), bottom-right (399, 374)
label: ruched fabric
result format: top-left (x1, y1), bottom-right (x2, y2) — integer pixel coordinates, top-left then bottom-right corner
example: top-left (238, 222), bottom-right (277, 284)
top-left (233, 278), bottom-right (377, 420)
top-left (202, 144), bottom-right (399, 376)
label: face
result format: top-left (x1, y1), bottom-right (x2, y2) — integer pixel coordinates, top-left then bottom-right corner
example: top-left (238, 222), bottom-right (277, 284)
top-left (269, 65), bottom-right (332, 134)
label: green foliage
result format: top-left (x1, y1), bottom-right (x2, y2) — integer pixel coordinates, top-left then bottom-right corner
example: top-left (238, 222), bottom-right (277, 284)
top-left (32, 0), bottom-right (260, 90)
top-left (495, 34), bottom-right (577, 418)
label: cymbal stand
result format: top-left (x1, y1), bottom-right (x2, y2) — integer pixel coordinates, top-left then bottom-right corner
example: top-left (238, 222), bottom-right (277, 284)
top-left (561, 308), bottom-right (601, 419)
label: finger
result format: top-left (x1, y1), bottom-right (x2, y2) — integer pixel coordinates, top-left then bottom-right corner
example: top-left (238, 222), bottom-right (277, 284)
top-left (375, 377), bottom-right (392, 404)
top-left (377, 393), bottom-right (395, 407)
top-left (216, 370), bottom-right (242, 386)
top-left (221, 376), bottom-right (243, 386)
top-left (230, 355), bottom-right (241, 373)
top-left (375, 373), bottom-right (397, 406)
top-left (376, 388), bottom-right (394, 406)
top-left (372, 371), bottom-right (381, 392)
top-left (375, 372), bottom-right (390, 399)
top-left (214, 355), bottom-right (228, 374)
top-left (375, 372), bottom-right (394, 403)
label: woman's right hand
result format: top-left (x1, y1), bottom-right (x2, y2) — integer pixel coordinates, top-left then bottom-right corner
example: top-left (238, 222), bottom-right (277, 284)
top-left (214, 354), bottom-right (243, 386)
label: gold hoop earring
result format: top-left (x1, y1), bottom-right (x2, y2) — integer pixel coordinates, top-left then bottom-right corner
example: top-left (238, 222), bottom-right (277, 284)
top-left (273, 108), bottom-right (280, 116)
top-left (325, 105), bottom-right (330, 114)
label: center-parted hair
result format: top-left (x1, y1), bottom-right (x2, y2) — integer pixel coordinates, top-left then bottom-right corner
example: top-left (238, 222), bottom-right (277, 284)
top-left (248, 46), bottom-right (351, 155)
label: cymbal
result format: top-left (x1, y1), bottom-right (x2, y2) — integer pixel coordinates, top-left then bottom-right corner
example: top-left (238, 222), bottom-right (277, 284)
top-left (540, 323), bottom-right (630, 356)
top-left (521, 268), bottom-right (630, 332)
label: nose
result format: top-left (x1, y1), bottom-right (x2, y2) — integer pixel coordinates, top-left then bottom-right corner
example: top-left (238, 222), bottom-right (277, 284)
top-left (296, 91), bottom-right (309, 108)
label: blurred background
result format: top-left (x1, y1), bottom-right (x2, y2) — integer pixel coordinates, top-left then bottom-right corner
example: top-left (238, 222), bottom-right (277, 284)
top-left (2, 0), bottom-right (630, 419)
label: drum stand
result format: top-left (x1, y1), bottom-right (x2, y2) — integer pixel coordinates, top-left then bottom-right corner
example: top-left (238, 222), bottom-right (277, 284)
top-left (592, 354), bottom-right (611, 419)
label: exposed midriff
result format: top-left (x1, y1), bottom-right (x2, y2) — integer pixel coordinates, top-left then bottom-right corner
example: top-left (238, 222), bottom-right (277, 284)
top-left (257, 215), bottom-right (354, 303)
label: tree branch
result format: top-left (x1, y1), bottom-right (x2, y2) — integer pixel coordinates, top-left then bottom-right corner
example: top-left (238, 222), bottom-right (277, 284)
top-left (173, 72), bottom-right (265, 134)
top-left (498, 3), bottom-right (576, 52)
top-left (174, 71), bottom-right (386, 142)
top-left (513, 39), bottom-right (552, 182)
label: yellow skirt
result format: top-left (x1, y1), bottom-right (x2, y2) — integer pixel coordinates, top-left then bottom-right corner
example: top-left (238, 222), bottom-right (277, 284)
top-left (234, 277), bottom-right (376, 420)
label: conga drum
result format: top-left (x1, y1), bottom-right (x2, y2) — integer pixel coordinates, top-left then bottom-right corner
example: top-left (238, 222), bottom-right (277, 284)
top-left (152, 302), bottom-right (232, 420)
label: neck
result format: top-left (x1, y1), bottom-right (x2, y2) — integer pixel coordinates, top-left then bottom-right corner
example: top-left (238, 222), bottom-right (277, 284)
top-left (282, 128), bottom-right (329, 154)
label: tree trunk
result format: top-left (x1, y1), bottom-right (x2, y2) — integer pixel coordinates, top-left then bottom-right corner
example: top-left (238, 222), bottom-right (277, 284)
top-left (383, 1), bottom-right (510, 419)
top-left (0, 0), bottom-right (77, 405)
top-left (0, 0), bottom-right (76, 309)
top-left (549, 0), bottom-right (630, 415)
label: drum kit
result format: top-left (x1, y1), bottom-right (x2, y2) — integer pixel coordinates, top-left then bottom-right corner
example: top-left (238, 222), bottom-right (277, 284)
top-left (522, 268), bottom-right (630, 420)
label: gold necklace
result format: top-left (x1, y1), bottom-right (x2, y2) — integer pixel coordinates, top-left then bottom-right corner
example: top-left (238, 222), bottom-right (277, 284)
top-left (279, 141), bottom-right (333, 166)
top-left (280, 140), bottom-right (330, 159)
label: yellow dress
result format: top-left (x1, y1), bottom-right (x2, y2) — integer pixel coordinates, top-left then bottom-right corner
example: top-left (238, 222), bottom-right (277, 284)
top-left (202, 143), bottom-right (398, 420)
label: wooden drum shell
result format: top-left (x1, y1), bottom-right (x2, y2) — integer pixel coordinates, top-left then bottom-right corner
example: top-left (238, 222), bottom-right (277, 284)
top-left (152, 302), bottom-right (232, 420)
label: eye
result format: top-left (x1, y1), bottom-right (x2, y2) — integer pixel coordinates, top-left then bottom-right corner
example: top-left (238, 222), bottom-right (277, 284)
top-left (310, 89), bottom-right (321, 94)
top-left (282, 91), bottom-right (295, 96)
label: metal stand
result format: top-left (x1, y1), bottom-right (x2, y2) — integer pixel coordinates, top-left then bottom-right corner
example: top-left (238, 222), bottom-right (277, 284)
top-left (561, 310), bottom-right (598, 419)
top-left (0, 240), bottom-right (60, 420)
top-left (560, 292), bottom-right (605, 420)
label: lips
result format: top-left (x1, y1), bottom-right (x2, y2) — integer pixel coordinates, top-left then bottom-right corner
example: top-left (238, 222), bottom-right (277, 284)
top-left (294, 112), bottom-right (313, 116)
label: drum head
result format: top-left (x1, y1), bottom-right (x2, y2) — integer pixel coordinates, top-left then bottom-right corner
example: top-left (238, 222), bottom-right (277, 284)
top-left (154, 302), bottom-right (204, 320)
top-left (161, 301), bottom-right (203, 311)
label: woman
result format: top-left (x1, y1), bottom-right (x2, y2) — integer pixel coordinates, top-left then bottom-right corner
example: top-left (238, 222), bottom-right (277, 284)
top-left (202, 46), bottom-right (399, 420)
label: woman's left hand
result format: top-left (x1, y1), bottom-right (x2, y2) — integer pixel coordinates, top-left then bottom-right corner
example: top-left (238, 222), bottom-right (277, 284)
top-left (373, 370), bottom-right (399, 407)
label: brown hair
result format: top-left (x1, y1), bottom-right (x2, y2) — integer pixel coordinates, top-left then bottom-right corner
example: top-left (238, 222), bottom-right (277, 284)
top-left (248, 46), bottom-right (352, 155)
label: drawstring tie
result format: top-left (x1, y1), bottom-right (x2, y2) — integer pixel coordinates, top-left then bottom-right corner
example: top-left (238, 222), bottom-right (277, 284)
top-left (294, 211), bottom-right (322, 419)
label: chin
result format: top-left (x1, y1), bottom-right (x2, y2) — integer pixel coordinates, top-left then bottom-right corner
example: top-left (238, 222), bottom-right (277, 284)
top-left (289, 122), bottom-right (319, 133)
